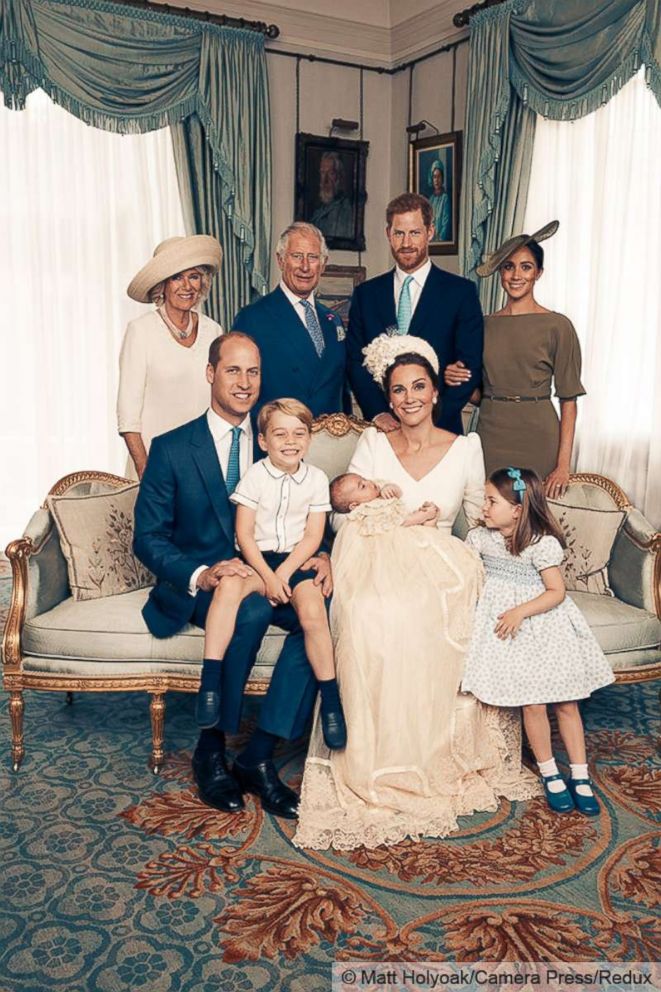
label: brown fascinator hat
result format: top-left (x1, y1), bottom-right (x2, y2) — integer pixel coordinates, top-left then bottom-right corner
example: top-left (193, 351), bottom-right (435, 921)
top-left (127, 235), bottom-right (223, 303)
top-left (476, 220), bottom-right (559, 278)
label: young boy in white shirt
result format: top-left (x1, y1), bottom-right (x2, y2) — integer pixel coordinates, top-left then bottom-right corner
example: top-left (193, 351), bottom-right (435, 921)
top-left (197, 398), bottom-right (347, 750)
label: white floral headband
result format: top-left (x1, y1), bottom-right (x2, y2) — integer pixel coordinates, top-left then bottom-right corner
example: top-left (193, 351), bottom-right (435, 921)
top-left (362, 333), bottom-right (440, 384)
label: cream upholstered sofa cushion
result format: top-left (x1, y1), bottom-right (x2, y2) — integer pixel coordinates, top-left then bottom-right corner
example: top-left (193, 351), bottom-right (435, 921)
top-left (47, 485), bottom-right (154, 601)
top-left (568, 591), bottom-right (660, 667)
top-left (548, 500), bottom-right (625, 595)
top-left (22, 588), bottom-right (285, 681)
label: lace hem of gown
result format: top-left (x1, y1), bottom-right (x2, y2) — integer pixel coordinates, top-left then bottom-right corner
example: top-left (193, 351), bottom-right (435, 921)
top-left (293, 701), bottom-right (541, 852)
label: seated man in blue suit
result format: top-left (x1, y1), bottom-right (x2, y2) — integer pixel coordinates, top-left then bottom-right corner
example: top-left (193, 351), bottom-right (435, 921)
top-left (232, 222), bottom-right (351, 423)
top-left (134, 332), bottom-right (331, 820)
top-left (347, 192), bottom-right (483, 435)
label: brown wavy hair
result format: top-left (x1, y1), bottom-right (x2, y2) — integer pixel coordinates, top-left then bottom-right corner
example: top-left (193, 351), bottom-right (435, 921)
top-left (489, 467), bottom-right (566, 557)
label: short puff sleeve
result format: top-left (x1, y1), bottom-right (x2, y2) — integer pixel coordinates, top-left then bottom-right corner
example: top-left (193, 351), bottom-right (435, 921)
top-left (465, 526), bottom-right (488, 554)
top-left (530, 535), bottom-right (565, 572)
top-left (553, 316), bottom-right (586, 400)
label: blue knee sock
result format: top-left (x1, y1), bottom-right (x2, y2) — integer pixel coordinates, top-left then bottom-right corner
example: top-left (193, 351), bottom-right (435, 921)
top-left (318, 677), bottom-right (341, 712)
top-left (237, 728), bottom-right (278, 767)
top-left (196, 727), bottom-right (226, 754)
top-left (200, 658), bottom-right (222, 692)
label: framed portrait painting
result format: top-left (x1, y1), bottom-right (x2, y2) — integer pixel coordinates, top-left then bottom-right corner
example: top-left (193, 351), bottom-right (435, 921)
top-left (295, 133), bottom-right (369, 252)
top-left (408, 131), bottom-right (462, 255)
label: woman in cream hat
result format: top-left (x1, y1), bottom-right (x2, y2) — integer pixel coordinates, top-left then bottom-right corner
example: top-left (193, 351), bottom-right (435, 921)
top-left (444, 222), bottom-right (585, 498)
top-left (117, 235), bottom-right (223, 479)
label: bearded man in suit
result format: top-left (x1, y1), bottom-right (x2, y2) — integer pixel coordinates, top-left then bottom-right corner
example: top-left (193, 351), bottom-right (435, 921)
top-left (347, 192), bottom-right (483, 435)
top-left (232, 222), bottom-right (350, 423)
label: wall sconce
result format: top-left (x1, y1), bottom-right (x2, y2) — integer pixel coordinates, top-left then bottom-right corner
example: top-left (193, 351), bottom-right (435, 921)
top-left (329, 118), bottom-right (359, 135)
top-left (406, 119), bottom-right (440, 138)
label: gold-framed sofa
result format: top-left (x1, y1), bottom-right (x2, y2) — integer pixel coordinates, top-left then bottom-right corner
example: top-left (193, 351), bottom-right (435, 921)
top-left (3, 414), bottom-right (660, 773)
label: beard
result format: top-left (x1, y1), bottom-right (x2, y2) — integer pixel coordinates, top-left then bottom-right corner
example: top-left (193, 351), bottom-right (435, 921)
top-left (391, 243), bottom-right (428, 271)
top-left (319, 180), bottom-right (339, 205)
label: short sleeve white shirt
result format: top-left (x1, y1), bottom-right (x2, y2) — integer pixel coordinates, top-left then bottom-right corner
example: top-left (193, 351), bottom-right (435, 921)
top-left (230, 457), bottom-right (331, 552)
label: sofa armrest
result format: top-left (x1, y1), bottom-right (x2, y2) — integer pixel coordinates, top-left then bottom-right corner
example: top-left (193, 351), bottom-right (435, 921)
top-left (2, 509), bottom-right (72, 675)
top-left (23, 508), bottom-right (71, 621)
top-left (609, 508), bottom-right (660, 617)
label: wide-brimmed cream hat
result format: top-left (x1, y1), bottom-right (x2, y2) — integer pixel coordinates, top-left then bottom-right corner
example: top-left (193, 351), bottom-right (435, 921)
top-left (476, 220), bottom-right (559, 278)
top-left (127, 235), bottom-right (223, 303)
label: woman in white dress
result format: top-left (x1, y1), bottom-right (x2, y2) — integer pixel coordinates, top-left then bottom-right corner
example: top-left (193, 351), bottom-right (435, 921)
top-left (294, 335), bottom-right (538, 851)
top-left (117, 235), bottom-right (223, 480)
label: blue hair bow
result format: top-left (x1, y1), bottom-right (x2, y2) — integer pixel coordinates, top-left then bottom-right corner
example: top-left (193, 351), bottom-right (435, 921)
top-left (506, 467), bottom-right (526, 502)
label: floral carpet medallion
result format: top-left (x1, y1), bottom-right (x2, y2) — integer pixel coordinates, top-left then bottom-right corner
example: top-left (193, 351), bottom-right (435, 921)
top-left (0, 568), bottom-right (659, 991)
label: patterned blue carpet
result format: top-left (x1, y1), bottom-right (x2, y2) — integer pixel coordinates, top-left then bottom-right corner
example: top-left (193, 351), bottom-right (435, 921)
top-left (0, 568), bottom-right (659, 991)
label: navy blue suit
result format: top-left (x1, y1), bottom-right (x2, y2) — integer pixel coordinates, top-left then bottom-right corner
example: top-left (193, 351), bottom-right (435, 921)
top-left (133, 414), bottom-right (317, 739)
top-left (232, 287), bottom-right (351, 422)
top-left (347, 265), bottom-right (483, 435)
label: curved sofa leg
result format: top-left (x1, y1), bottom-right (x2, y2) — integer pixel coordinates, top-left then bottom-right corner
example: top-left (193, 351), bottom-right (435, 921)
top-left (9, 691), bottom-right (25, 772)
top-left (149, 692), bottom-right (166, 775)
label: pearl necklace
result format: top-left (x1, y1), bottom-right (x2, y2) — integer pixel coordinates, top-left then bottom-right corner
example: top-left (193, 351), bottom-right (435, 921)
top-left (158, 306), bottom-right (195, 341)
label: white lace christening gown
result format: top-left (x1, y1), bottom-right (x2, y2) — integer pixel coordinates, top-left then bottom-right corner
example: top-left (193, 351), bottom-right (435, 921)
top-left (294, 429), bottom-right (539, 851)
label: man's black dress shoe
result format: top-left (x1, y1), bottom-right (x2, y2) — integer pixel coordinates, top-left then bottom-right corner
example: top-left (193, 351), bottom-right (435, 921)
top-left (195, 690), bottom-right (221, 728)
top-left (192, 749), bottom-right (244, 813)
top-left (321, 705), bottom-right (347, 750)
top-left (233, 759), bottom-right (299, 819)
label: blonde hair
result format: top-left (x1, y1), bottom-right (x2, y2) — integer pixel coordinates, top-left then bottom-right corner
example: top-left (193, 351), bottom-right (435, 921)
top-left (149, 265), bottom-right (214, 307)
top-left (257, 398), bottom-right (313, 435)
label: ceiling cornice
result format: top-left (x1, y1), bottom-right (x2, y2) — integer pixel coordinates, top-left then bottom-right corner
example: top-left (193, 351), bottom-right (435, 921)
top-left (153, 1), bottom-right (468, 67)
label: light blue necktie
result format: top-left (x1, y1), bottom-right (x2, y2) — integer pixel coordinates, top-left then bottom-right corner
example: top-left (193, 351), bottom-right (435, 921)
top-left (396, 275), bottom-right (414, 335)
top-left (225, 426), bottom-right (242, 495)
top-left (300, 299), bottom-right (325, 357)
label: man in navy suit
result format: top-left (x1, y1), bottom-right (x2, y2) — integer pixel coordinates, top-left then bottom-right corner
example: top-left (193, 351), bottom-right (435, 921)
top-left (134, 332), bottom-right (330, 819)
top-left (232, 222), bottom-right (350, 422)
top-left (347, 192), bottom-right (483, 435)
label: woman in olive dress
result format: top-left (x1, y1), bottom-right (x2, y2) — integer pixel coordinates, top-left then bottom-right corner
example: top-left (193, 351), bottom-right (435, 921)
top-left (445, 221), bottom-right (584, 499)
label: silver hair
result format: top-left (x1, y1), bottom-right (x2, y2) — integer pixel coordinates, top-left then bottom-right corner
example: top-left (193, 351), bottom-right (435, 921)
top-left (149, 265), bottom-right (214, 307)
top-left (275, 222), bottom-right (329, 261)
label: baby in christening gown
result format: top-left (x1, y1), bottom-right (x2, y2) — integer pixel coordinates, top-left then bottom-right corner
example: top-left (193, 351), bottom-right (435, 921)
top-left (330, 472), bottom-right (441, 527)
top-left (329, 470), bottom-right (480, 654)
top-left (293, 468), bottom-right (540, 852)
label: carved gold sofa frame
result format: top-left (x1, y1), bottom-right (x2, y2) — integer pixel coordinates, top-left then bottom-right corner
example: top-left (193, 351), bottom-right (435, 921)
top-left (3, 414), bottom-right (660, 773)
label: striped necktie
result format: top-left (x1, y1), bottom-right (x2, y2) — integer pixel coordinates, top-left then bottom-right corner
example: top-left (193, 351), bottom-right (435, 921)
top-left (225, 426), bottom-right (242, 495)
top-left (396, 275), bottom-right (414, 335)
top-left (300, 299), bottom-right (325, 356)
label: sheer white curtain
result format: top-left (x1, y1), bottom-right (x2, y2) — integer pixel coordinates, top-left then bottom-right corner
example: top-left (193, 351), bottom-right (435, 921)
top-left (524, 68), bottom-right (661, 527)
top-left (0, 90), bottom-right (186, 548)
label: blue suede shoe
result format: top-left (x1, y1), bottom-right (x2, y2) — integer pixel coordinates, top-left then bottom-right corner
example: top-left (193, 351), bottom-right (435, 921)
top-left (567, 777), bottom-right (601, 816)
top-left (542, 773), bottom-right (575, 813)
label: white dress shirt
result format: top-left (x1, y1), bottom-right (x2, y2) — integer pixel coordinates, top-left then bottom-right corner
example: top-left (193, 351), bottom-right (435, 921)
top-left (188, 408), bottom-right (253, 594)
top-left (393, 259), bottom-right (432, 320)
top-left (231, 457), bottom-right (331, 553)
top-left (279, 279), bottom-right (319, 328)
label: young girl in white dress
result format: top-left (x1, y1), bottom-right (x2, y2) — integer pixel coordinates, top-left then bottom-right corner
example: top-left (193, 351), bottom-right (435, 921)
top-left (462, 467), bottom-right (615, 816)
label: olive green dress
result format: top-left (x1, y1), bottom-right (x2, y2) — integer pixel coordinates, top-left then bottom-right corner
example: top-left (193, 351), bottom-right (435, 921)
top-left (477, 312), bottom-right (585, 479)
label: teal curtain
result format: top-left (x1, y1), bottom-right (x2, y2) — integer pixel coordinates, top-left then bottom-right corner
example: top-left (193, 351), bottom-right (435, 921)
top-left (460, 0), bottom-right (661, 298)
top-left (0, 0), bottom-right (271, 322)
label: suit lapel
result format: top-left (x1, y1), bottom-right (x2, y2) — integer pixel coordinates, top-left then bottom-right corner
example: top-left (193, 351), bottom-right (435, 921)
top-left (410, 264), bottom-right (442, 335)
top-left (272, 287), bottom-right (321, 367)
top-left (377, 271), bottom-right (397, 332)
top-left (189, 415), bottom-right (234, 546)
